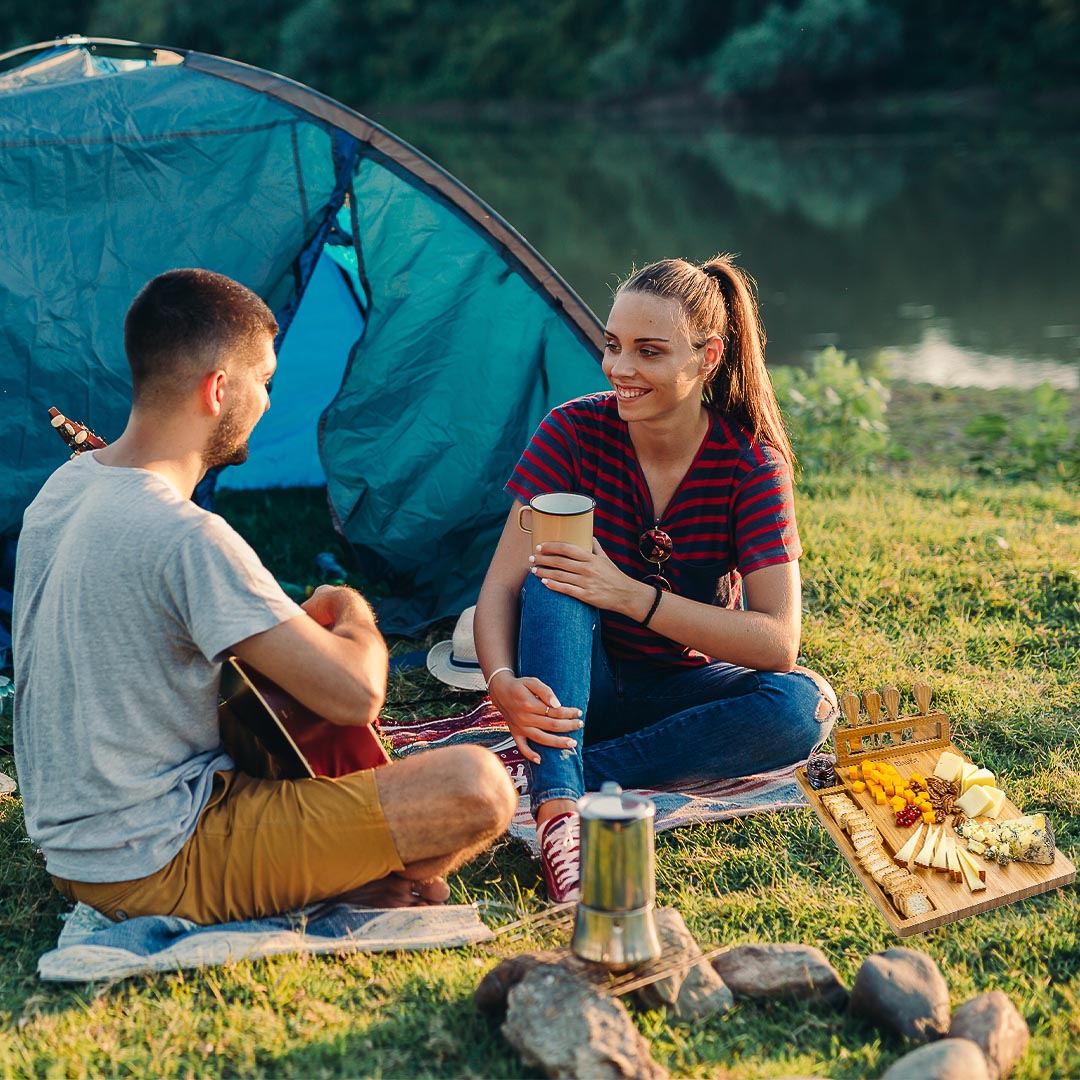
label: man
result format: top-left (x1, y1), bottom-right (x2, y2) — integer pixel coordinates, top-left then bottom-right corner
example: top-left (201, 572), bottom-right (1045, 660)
top-left (13, 268), bottom-right (516, 924)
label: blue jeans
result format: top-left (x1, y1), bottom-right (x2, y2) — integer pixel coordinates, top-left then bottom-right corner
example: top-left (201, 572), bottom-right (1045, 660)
top-left (518, 572), bottom-right (836, 815)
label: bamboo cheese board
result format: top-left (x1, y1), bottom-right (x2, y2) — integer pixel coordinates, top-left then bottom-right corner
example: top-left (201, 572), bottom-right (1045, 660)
top-left (796, 683), bottom-right (1075, 937)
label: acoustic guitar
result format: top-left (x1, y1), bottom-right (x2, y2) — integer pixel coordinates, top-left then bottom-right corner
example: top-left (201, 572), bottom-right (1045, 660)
top-left (47, 407), bottom-right (388, 779)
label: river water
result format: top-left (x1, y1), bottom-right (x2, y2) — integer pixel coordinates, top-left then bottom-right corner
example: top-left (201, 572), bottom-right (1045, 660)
top-left (380, 114), bottom-right (1080, 390)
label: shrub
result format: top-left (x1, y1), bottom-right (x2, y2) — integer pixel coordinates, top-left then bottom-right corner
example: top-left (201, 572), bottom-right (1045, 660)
top-left (964, 382), bottom-right (1080, 481)
top-left (772, 347), bottom-right (891, 473)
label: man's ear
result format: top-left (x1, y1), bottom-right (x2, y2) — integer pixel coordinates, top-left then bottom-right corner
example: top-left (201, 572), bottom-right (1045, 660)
top-left (200, 370), bottom-right (228, 416)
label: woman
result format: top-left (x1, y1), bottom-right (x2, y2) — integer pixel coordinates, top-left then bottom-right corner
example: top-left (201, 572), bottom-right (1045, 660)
top-left (474, 255), bottom-right (837, 902)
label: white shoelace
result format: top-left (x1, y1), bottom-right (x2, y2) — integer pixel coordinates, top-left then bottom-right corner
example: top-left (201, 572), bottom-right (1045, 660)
top-left (541, 814), bottom-right (581, 893)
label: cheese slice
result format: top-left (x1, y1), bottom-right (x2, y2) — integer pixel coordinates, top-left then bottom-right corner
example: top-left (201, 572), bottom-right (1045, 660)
top-left (893, 823), bottom-right (924, 866)
top-left (931, 828), bottom-right (951, 870)
top-left (933, 751), bottom-right (965, 784)
top-left (956, 845), bottom-right (988, 891)
top-left (914, 824), bottom-right (940, 867)
top-left (959, 761), bottom-right (980, 792)
top-left (966, 767), bottom-right (996, 789)
top-left (956, 784), bottom-right (994, 818)
top-left (983, 787), bottom-right (1008, 819)
top-left (945, 834), bottom-right (962, 881)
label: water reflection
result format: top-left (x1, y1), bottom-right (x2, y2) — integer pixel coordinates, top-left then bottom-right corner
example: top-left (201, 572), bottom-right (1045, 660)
top-left (885, 328), bottom-right (1079, 390)
top-left (377, 114), bottom-right (1080, 388)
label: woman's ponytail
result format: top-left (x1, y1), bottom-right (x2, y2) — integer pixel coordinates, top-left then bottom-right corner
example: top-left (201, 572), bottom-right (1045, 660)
top-left (699, 256), bottom-right (793, 467)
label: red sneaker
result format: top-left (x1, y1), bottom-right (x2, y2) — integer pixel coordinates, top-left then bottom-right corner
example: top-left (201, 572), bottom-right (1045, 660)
top-left (490, 737), bottom-right (529, 795)
top-left (537, 811), bottom-right (581, 903)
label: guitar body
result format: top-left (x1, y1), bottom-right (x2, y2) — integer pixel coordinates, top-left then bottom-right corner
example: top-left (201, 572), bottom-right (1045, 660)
top-left (48, 405), bottom-right (389, 781)
top-left (220, 657), bottom-right (389, 779)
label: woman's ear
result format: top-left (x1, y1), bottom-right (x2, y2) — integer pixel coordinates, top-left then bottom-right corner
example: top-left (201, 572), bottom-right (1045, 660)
top-left (702, 336), bottom-right (724, 377)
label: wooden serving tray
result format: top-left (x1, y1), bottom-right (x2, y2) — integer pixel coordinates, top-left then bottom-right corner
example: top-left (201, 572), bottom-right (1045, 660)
top-left (797, 684), bottom-right (1075, 937)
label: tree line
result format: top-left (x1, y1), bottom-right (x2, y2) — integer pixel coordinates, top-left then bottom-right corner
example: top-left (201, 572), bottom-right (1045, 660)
top-left (2, 0), bottom-right (1077, 109)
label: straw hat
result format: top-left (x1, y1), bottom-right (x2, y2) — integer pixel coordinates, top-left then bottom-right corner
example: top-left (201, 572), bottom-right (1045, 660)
top-left (426, 606), bottom-right (487, 691)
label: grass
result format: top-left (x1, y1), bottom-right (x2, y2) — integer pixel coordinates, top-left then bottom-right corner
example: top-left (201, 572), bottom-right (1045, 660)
top-left (2, 381), bottom-right (1079, 1078)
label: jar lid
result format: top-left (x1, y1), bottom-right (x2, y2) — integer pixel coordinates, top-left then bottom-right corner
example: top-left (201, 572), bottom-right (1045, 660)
top-left (578, 781), bottom-right (655, 821)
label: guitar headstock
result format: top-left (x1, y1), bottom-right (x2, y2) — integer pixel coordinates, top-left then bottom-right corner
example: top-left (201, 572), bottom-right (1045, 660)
top-left (48, 407), bottom-right (108, 456)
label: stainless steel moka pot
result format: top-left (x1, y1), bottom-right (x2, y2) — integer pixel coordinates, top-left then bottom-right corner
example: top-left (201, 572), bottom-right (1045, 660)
top-left (571, 782), bottom-right (662, 971)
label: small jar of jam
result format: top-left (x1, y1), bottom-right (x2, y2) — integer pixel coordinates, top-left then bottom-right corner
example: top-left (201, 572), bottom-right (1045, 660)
top-left (806, 754), bottom-right (838, 790)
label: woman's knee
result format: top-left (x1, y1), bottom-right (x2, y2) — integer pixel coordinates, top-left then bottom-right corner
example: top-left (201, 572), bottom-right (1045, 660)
top-left (758, 669), bottom-right (837, 749)
top-left (793, 665), bottom-right (838, 721)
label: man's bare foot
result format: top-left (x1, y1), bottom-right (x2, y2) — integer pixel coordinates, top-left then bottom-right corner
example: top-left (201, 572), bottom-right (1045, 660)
top-left (333, 872), bottom-right (451, 908)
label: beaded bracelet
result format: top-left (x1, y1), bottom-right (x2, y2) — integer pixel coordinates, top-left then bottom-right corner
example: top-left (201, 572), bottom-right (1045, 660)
top-left (639, 582), bottom-right (664, 628)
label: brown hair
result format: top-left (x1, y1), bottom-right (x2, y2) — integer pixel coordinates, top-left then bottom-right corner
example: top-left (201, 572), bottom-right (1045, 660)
top-left (124, 268), bottom-right (278, 407)
top-left (617, 254), bottom-right (793, 467)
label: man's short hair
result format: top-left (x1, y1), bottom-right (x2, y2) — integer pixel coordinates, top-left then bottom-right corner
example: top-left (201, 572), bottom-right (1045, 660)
top-left (124, 269), bottom-right (278, 406)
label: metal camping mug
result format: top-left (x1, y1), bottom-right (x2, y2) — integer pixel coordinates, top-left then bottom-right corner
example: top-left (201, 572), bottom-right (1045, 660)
top-left (571, 782), bottom-right (662, 971)
top-left (517, 492), bottom-right (595, 552)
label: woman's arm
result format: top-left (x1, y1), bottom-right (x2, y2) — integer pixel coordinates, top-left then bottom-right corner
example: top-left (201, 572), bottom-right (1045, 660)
top-left (529, 545), bottom-right (802, 673)
top-left (474, 504), bottom-right (583, 763)
top-left (643, 561), bottom-right (802, 671)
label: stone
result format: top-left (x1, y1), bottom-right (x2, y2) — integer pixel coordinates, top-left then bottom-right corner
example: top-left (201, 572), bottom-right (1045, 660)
top-left (949, 990), bottom-right (1030, 1080)
top-left (502, 965), bottom-right (669, 1079)
top-left (711, 942), bottom-right (848, 1009)
top-left (475, 950), bottom-right (608, 1014)
top-left (880, 1037), bottom-right (991, 1080)
top-left (633, 908), bottom-right (734, 1021)
top-left (848, 947), bottom-right (951, 1043)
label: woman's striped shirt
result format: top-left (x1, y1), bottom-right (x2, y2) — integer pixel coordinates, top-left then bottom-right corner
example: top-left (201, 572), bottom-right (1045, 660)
top-left (506, 392), bottom-right (801, 667)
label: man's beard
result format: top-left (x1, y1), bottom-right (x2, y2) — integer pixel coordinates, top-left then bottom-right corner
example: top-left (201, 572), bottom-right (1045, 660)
top-left (202, 403), bottom-right (250, 471)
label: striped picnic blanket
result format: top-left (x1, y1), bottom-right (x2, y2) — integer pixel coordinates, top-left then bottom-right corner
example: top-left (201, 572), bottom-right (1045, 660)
top-left (380, 700), bottom-right (809, 855)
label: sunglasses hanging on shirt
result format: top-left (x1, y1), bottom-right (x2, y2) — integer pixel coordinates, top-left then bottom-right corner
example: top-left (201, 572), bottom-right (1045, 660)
top-left (638, 526), bottom-right (673, 593)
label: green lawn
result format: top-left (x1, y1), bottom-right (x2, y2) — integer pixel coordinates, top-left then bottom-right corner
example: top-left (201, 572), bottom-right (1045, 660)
top-left (2, 382), bottom-right (1078, 1078)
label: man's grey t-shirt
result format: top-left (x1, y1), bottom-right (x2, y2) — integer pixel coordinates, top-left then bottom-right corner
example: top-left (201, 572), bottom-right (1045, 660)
top-left (13, 452), bottom-right (303, 882)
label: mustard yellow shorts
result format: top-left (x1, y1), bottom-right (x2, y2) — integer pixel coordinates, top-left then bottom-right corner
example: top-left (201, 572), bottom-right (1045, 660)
top-left (52, 769), bottom-right (405, 925)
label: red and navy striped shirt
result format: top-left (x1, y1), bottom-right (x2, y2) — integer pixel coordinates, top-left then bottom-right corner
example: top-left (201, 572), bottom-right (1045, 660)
top-left (506, 392), bottom-right (801, 667)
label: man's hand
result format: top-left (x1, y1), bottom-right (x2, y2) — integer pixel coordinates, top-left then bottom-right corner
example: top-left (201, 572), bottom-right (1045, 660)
top-left (232, 585), bottom-right (388, 727)
top-left (301, 584), bottom-right (377, 632)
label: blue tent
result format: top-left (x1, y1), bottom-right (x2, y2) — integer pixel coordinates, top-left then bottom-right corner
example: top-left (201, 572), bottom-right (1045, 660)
top-left (0, 36), bottom-right (606, 655)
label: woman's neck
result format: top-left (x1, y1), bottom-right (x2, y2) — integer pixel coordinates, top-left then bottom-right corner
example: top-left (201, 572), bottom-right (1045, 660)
top-left (627, 401), bottom-right (711, 467)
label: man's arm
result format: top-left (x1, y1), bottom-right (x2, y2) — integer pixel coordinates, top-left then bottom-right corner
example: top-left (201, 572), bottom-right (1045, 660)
top-left (231, 585), bottom-right (388, 727)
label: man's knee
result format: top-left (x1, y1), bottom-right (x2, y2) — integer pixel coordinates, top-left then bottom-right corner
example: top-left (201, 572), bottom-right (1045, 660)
top-left (441, 745), bottom-right (518, 834)
top-left (397, 744), bottom-right (516, 836)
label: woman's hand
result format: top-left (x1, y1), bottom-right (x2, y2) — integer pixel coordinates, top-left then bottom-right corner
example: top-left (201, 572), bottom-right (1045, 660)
top-left (528, 539), bottom-right (647, 619)
top-left (487, 671), bottom-right (582, 765)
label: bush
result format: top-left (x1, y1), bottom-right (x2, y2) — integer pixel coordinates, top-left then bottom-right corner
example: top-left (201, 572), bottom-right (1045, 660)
top-left (964, 382), bottom-right (1080, 482)
top-left (772, 347), bottom-right (891, 473)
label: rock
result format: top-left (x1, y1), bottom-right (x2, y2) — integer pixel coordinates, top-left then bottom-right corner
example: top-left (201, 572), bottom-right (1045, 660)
top-left (633, 908), bottom-right (734, 1021)
top-left (849, 947), bottom-right (951, 1043)
top-left (711, 942), bottom-right (848, 1009)
top-left (880, 1037), bottom-right (991, 1080)
top-left (475, 950), bottom-right (608, 1014)
top-left (949, 990), bottom-right (1030, 1080)
top-left (502, 965), bottom-right (669, 1079)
